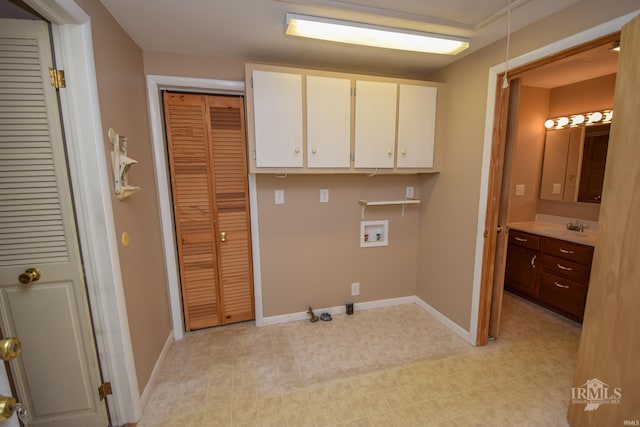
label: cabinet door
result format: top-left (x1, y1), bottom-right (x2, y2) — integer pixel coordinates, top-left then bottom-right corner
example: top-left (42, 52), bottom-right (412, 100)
top-left (354, 80), bottom-right (397, 168)
top-left (306, 75), bottom-right (351, 168)
top-left (397, 84), bottom-right (437, 168)
top-left (504, 244), bottom-right (538, 297)
top-left (252, 70), bottom-right (303, 167)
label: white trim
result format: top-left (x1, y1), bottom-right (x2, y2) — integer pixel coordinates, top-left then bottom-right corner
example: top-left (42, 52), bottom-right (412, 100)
top-left (50, 11), bottom-right (141, 427)
top-left (145, 75), bottom-right (249, 340)
top-left (248, 174), bottom-right (264, 326)
top-left (262, 296), bottom-right (416, 326)
top-left (415, 296), bottom-right (472, 343)
top-left (470, 11), bottom-right (640, 345)
top-left (140, 331), bottom-right (173, 411)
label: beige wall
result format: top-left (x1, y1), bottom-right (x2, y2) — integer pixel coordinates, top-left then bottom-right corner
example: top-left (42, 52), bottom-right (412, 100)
top-left (257, 174), bottom-right (421, 316)
top-left (509, 85), bottom-right (549, 222)
top-left (419, 0), bottom-right (639, 332)
top-left (75, 0), bottom-right (171, 392)
top-left (548, 73), bottom-right (616, 117)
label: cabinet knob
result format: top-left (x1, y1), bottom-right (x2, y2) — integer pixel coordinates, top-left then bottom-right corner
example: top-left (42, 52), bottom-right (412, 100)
top-left (294, 147), bottom-right (300, 154)
top-left (401, 150), bottom-right (407, 156)
top-left (312, 148), bottom-right (317, 154)
top-left (387, 150), bottom-right (393, 156)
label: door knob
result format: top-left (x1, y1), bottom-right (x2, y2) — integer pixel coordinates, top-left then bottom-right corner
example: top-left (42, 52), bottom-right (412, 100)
top-left (0, 396), bottom-right (16, 421)
top-left (18, 268), bottom-right (41, 285)
top-left (0, 338), bottom-right (21, 361)
top-left (220, 232), bottom-right (227, 242)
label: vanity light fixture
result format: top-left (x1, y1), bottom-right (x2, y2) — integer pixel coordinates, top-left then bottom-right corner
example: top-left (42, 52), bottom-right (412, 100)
top-left (285, 13), bottom-right (470, 55)
top-left (544, 109), bottom-right (613, 129)
top-left (610, 40), bottom-right (621, 52)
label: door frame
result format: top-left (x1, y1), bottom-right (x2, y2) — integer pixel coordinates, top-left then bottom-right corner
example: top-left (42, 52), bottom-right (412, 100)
top-left (471, 10), bottom-right (640, 345)
top-left (21, 1), bottom-right (142, 424)
top-left (146, 75), bottom-right (264, 340)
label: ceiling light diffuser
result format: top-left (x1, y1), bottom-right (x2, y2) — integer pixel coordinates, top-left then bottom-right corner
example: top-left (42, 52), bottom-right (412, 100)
top-left (285, 13), bottom-right (470, 55)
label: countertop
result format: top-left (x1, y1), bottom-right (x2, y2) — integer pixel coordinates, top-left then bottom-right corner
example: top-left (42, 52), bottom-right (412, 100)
top-left (509, 215), bottom-right (598, 247)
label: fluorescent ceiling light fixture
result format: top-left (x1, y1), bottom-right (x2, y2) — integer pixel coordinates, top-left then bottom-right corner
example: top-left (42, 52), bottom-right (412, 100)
top-left (285, 13), bottom-right (470, 55)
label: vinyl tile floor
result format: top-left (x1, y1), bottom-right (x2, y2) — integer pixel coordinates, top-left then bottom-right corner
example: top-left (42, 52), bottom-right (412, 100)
top-left (138, 293), bottom-right (580, 426)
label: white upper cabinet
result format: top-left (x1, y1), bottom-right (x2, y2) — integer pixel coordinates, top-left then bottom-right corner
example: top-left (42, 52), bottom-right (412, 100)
top-left (354, 80), bottom-right (398, 169)
top-left (252, 70), bottom-right (303, 168)
top-left (397, 84), bottom-right (437, 168)
top-left (246, 64), bottom-right (441, 173)
top-left (306, 75), bottom-right (351, 168)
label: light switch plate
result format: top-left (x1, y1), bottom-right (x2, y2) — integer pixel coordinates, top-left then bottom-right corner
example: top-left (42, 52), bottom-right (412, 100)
top-left (320, 188), bottom-right (329, 203)
top-left (275, 189), bottom-right (285, 205)
top-left (515, 184), bottom-right (525, 196)
top-left (406, 186), bottom-right (414, 198)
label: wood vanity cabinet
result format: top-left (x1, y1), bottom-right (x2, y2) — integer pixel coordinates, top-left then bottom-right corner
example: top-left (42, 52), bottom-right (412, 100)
top-left (505, 229), bottom-right (594, 322)
top-left (504, 230), bottom-right (540, 297)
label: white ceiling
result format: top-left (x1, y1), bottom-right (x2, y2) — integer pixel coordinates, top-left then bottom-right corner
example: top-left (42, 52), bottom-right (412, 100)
top-left (1, 0), bottom-right (617, 86)
top-left (98, 0), bottom-right (585, 78)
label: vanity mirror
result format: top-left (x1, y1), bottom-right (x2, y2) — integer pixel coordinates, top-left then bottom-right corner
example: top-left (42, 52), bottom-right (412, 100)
top-left (540, 122), bottom-right (610, 203)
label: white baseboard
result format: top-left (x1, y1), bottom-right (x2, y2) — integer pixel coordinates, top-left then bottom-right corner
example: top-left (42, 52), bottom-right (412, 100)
top-left (414, 296), bottom-right (472, 343)
top-left (261, 295), bottom-right (472, 345)
top-left (261, 296), bottom-right (416, 326)
top-left (139, 331), bottom-right (173, 415)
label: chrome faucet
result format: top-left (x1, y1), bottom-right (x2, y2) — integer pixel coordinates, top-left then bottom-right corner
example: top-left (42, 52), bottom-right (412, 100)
top-left (566, 219), bottom-right (588, 232)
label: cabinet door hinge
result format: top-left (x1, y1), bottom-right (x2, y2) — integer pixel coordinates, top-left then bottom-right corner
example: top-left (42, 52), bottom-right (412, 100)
top-left (250, 77), bottom-right (253, 88)
top-left (98, 382), bottom-right (112, 401)
top-left (49, 68), bottom-right (66, 89)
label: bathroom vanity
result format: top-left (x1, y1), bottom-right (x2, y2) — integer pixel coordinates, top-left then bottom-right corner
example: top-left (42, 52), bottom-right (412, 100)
top-left (505, 219), bottom-right (596, 322)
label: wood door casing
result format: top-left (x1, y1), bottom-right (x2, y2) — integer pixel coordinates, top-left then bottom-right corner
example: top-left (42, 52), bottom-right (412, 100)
top-left (163, 92), bottom-right (254, 331)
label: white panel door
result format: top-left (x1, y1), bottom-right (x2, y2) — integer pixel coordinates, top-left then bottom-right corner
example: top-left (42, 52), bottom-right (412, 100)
top-left (306, 75), bottom-right (351, 168)
top-left (252, 70), bottom-right (303, 168)
top-left (354, 80), bottom-right (397, 168)
top-left (0, 19), bottom-right (108, 427)
top-left (397, 84), bottom-right (437, 168)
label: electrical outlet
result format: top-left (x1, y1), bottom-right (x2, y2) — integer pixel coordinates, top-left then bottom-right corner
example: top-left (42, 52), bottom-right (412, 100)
top-left (406, 186), bottom-right (414, 199)
top-left (320, 188), bottom-right (329, 203)
top-left (275, 189), bottom-right (285, 205)
top-left (552, 183), bottom-right (562, 195)
top-left (351, 282), bottom-right (360, 296)
top-left (515, 184), bottom-right (525, 196)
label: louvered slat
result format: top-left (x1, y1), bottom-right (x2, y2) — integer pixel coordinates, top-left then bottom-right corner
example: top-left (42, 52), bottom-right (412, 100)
top-left (0, 35), bottom-right (68, 267)
top-left (208, 97), bottom-right (254, 324)
top-left (163, 93), bottom-right (220, 330)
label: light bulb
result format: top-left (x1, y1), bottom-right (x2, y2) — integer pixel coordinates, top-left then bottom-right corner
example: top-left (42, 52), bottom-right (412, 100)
top-left (571, 115), bottom-right (585, 126)
top-left (588, 112), bottom-right (603, 124)
top-left (557, 117), bottom-right (569, 128)
top-left (544, 119), bottom-right (555, 129)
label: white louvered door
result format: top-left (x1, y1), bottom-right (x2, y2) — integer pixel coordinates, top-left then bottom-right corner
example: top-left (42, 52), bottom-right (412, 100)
top-left (0, 19), bottom-right (108, 427)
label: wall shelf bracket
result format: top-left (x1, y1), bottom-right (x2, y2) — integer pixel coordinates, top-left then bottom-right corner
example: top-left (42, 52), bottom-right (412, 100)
top-left (358, 198), bottom-right (420, 219)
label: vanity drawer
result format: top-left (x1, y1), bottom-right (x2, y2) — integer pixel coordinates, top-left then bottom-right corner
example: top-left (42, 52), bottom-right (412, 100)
top-left (539, 272), bottom-right (587, 320)
top-left (542, 237), bottom-right (594, 264)
top-left (542, 255), bottom-right (591, 282)
top-left (508, 230), bottom-right (540, 251)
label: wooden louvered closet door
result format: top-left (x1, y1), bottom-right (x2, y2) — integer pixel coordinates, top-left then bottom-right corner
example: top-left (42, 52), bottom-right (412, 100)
top-left (163, 92), bottom-right (254, 330)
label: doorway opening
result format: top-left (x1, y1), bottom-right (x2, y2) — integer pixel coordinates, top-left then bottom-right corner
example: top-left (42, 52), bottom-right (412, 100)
top-left (477, 32), bottom-right (620, 345)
